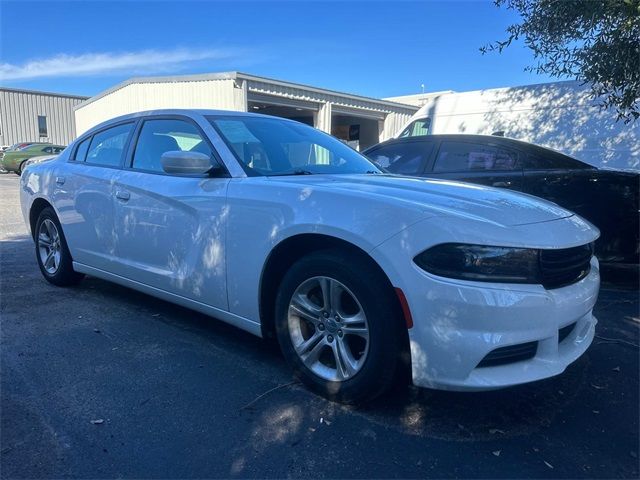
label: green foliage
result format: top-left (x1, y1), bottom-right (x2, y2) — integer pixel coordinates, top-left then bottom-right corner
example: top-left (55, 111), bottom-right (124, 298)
top-left (482, 0), bottom-right (640, 122)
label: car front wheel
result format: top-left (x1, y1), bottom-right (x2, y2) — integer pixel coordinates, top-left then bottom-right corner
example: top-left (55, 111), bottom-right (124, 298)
top-left (35, 207), bottom-right (84, 286)
top-left (17, 160), bottom-right (28, 176)
top-left (275, 249), bottom-right (403, 404)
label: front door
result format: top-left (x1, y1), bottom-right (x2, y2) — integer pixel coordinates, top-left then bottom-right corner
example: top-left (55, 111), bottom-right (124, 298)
top-left (111, 117), bottom-right (230, 310)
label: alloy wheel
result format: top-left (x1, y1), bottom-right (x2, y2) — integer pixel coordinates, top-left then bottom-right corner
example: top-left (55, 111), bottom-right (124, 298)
top-left (288, 276), bottom-right (370, 382)
top-left (38, 219), bottom-right (62, 274)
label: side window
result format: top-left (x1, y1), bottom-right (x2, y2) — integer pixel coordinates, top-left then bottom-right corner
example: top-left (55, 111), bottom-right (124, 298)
top-left (522, 152), bottom-right (590, 170)
top-left (132, 119), bottom-right (212, 173)
top-left (367, 142), bottom-right (430, 175)
top-left (53, 147), bottom-right (64, 154)
top-left (42, 146), bottom-right (53, 153)
top-left (433, 141), bottom-right (518, 172)
top-left (399, 118), bottom-right (431, 138)
top-left (74, 137), bottom-right (91, 162)
top-left (86, 123), bottom-right (134, 167)
top-left (38, 116), bottom-right (48, 137)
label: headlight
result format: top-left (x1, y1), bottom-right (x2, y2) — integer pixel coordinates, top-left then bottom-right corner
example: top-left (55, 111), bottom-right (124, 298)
top-left (413, 243), bottom-right (541, 283)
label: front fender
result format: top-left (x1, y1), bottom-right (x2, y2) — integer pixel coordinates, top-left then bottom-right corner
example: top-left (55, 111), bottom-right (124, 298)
top-left (224, 177), bottom-right (432, 323)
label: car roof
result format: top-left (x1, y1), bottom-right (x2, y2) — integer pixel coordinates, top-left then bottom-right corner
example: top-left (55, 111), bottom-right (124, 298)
top-left (367, 133), bottom-right (541, 149)
top-left (364, 133), bottom-right (584, 161)
top-left (85, 108), bottom-right (299, 136)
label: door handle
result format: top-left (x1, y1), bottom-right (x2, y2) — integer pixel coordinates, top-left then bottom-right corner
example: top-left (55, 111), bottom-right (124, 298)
top-left (492, 181), bottom-right (510, 187)
top-left (115, 190), bottom-right (130, 201)
top-left (55, 176), bottom-right (66, 185)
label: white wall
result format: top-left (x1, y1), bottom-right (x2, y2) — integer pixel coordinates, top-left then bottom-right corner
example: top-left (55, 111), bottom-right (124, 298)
top-left (75, 79), bottom-right (244, 135)
top-left (404, 81), bottom-right (640, 170)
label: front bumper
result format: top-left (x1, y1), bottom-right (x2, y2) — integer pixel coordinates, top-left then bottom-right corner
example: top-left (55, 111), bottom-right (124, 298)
top-left (1, 157), bottom-right (19, 172)
top-left (406, 258), bottom-right (599, 391)
top-left (370, 214), bottom-right (601, 392)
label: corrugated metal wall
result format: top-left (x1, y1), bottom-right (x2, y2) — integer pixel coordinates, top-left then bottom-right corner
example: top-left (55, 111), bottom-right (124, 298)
top-left (75, 79), bottom-right (241, 135)
top-left (0, 89), bottom-right (86, 146)
top-left (381, 112), bottom-right (413, 140)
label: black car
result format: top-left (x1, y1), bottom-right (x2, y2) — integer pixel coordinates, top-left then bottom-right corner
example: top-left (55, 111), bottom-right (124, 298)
top-left (363, 134), bottom-right (639, 281)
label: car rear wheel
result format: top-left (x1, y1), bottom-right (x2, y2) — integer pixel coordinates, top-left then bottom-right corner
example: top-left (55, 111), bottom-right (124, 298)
top-left (35, 207), bottom-right (84, 286)
top-left (275, 249), bottom-right (403, 404)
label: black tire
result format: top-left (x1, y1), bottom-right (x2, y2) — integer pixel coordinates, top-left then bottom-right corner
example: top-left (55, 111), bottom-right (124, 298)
top-left (17, 160), bottom-right (28, 176)
top-left (275, 249), bottom-right (403, 404)
top-left (34, 207), bottom-right (84, 286)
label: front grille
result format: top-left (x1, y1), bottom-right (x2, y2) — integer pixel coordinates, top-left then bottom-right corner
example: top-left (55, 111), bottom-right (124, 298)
top-left (558, 322), bottom-right (577, 343)
top-left (477, 341), bottom-right (538, 368)
top-left (539, 243), bottom-right (593, 289)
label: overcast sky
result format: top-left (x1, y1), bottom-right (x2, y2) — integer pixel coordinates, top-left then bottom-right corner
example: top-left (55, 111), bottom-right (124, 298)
top-left (0, 0), bottom-right (558, 98)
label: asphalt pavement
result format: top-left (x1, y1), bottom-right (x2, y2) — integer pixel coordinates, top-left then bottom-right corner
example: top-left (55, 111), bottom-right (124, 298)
top-left (1, 174), bottom-right (638, 478)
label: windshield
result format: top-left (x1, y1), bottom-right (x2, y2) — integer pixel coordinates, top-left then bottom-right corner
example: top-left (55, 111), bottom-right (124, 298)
top-left (208, 115), bottom-right (381, 176)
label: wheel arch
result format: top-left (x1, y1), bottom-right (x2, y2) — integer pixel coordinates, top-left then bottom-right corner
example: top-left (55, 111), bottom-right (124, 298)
top-left (29, 197), bottom-right (54, 240)
top-left (259, 233), bottom-right (411, 374)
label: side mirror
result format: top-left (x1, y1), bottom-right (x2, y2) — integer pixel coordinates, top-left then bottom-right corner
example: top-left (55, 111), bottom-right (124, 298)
top-left (161, 150), bottom-right (218, 175)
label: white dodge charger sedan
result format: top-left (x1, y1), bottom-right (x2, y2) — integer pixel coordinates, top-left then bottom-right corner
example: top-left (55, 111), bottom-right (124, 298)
top-left (20, 109), bottom-right (600, 403)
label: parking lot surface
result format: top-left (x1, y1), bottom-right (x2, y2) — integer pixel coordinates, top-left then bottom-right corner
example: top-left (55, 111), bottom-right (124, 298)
top-left (1, 174), bottom-right (638, 478)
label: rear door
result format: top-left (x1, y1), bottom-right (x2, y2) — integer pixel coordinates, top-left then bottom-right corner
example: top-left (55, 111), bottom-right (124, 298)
top-left (426, 140), bottom-right (524, 190)
top-left (111, 116), bottom-right (230, 310)
top-left (58, 122), bottom-right (135, 271)
top-left (521, 152), bottom-right (597, 213)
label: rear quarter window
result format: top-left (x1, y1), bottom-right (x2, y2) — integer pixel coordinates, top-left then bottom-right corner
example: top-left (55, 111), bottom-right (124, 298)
top-left (522, 152), bottom-right (592, 170)
top-left (73, 137), bottom-right (91, 162)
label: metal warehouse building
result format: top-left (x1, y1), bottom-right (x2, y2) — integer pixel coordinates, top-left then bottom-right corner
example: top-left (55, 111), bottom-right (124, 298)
top-left (0, 87), bottom-right (88, 147)
top-left (75, 72), bottom-right (418, 151)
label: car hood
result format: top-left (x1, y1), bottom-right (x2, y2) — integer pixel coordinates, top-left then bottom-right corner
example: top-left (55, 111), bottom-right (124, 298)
top-left (271, 174), bottom-right (575, 227)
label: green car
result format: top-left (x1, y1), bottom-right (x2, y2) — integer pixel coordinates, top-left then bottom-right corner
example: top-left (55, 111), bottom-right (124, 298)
top-left (0, 143), bottom-right (66, 175)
